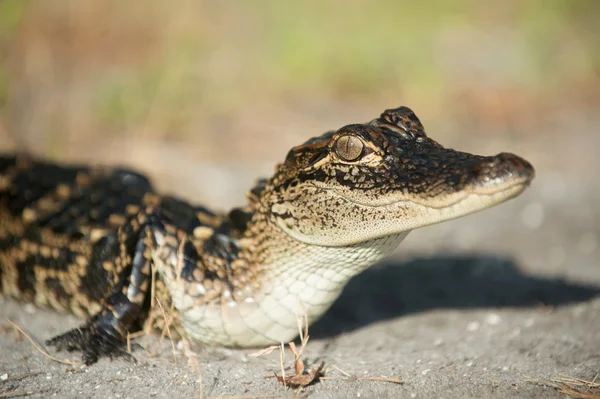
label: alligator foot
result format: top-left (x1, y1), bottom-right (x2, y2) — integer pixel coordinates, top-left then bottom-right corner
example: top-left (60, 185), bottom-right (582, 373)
top-left (46, 324), bottom-right (136, 366)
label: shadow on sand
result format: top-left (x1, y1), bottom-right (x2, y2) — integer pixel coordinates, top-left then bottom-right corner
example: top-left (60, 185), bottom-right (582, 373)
top-left (310, 254), bottom-right (600, 339)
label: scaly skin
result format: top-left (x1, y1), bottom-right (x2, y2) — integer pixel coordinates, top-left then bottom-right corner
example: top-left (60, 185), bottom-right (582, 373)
top-left (0, 106), bottom-right (534, 364)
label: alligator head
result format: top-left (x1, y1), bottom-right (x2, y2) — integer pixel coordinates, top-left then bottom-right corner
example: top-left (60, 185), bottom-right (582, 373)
top-left (268, 106), bottom-right (535, 246)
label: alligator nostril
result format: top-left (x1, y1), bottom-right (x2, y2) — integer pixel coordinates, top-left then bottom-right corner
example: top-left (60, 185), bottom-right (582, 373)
top-left (471, 162), bottom-right (490, 178)
top-left (471, 156), bottom-right (499, 179)
top-left (494, 152), bottom-right (535, 179)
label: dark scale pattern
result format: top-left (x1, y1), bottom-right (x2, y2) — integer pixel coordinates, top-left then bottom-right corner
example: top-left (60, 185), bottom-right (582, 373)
top-left (16, 256), bottom-right (36, 295)
top-left (0, 154), bottom-right (238, 364)
top-left (45, 277), bottom-right (71, 304)
top-left (80, 234), bottom-right (119, 303)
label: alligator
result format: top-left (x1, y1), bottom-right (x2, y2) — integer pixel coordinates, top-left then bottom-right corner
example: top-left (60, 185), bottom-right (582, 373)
top-left (0, 106), bottom-right (534, 364)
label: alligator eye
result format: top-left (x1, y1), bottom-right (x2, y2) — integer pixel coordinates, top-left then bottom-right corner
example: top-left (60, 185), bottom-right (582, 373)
top-left (335, 135), bottom-right (364, 161)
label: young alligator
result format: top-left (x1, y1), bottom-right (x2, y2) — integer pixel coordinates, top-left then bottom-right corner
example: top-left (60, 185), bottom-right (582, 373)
top-left (0, 106), bottom-right (534, 364)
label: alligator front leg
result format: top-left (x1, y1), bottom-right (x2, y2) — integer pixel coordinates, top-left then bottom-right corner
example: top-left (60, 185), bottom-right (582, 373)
top-left (46, 210), bottom-right (161, 365)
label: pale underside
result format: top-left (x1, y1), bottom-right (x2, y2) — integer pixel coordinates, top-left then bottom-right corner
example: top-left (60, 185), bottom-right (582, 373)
top-left (155, 231), bottom-right (409, 346)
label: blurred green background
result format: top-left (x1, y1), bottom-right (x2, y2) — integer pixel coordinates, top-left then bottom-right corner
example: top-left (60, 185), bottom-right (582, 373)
top-left (0, 0), bottom-right (598, 206)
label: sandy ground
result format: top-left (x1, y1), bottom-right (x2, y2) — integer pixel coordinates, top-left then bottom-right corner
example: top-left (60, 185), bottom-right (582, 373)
top-left (1, 111), bottom-right (599, 398)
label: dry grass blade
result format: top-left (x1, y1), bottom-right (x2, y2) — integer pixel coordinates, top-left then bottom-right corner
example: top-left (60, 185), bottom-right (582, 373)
top-left (1, 315), bottom-right (83, 366)
top-left (332, 365), bottom-right (351, 377)
top-left (126, 330), bottom-right (147, 339)
top-left (296, 302), bottom-right (308, 347)
top-left (203, 394), bottom-right (284, 399)
top-left (140, 241), bottom-right (182, 363)
top-left (320, 376), bottom-right (402, 384)
top-left (0, 390), bottom-right (34, 398)
top-left (126, 331), bottom-right (132, 354)
top-left (288, 342), bottom-right (304, 376)
top-left (248, 346), bottom-right (280, 358)
top-left (181, 337), bottom-right (204, 399)
top-left (155, 297), bottom-right (177, 363)
top-left (0, 372), bottom-right (43, 382)
top-left (144, 239), bottom-right (163, 341)
top-left (355, 377), bottom-right (403, 384)
top-left (320, 364), bottom-right (402, 385)
top-left (279, 342), bottom-right (286, 389)
top-left (526, 374), bottom-right (600, 399)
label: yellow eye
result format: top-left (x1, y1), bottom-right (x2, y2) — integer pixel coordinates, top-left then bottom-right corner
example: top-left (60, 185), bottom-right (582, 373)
top-left (335, 135), bottom-right (364, 161)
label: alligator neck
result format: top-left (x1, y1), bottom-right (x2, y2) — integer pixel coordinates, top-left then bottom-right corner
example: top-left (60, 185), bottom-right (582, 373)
top-left (227, 208), bottom-right (410, 343)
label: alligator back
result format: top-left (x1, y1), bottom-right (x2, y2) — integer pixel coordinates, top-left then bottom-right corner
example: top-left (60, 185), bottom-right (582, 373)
top-left (0, 155), bottom-right (158, 314)
top-left (0, 155), bottom-right (225, 314)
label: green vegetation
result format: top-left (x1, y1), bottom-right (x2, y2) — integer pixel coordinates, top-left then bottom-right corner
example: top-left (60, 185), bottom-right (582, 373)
top-left (1, 0), bottom-right (598, 142)
top-left (0, 0), bottom-right (25, 37)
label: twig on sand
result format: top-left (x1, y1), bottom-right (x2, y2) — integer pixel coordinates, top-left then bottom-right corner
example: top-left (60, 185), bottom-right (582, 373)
top-left (0, 390), bottom-right (34, 398)
top-left (201, 394), bottom-right (285, 399)
top-left (320, 364), bottom-right (402, 385)
top-left (155, 297), bottom-right (177, 364)
top-left (0, 314), bottom-right (83, 366)
top-left (526, 372), bottom-right (600, 399)
top-left (320, 375), bottom-right (403, 384)
top-left (0, 372), bottom-right (43, 383)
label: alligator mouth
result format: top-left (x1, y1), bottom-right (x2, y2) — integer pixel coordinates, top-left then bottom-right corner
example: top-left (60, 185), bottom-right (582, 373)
top-left (420, 179), bottom-right (531, 213)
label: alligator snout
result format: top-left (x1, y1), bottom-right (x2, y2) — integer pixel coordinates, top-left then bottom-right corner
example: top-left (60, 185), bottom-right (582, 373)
top-left (471, 152), bottom-right (535, 185)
